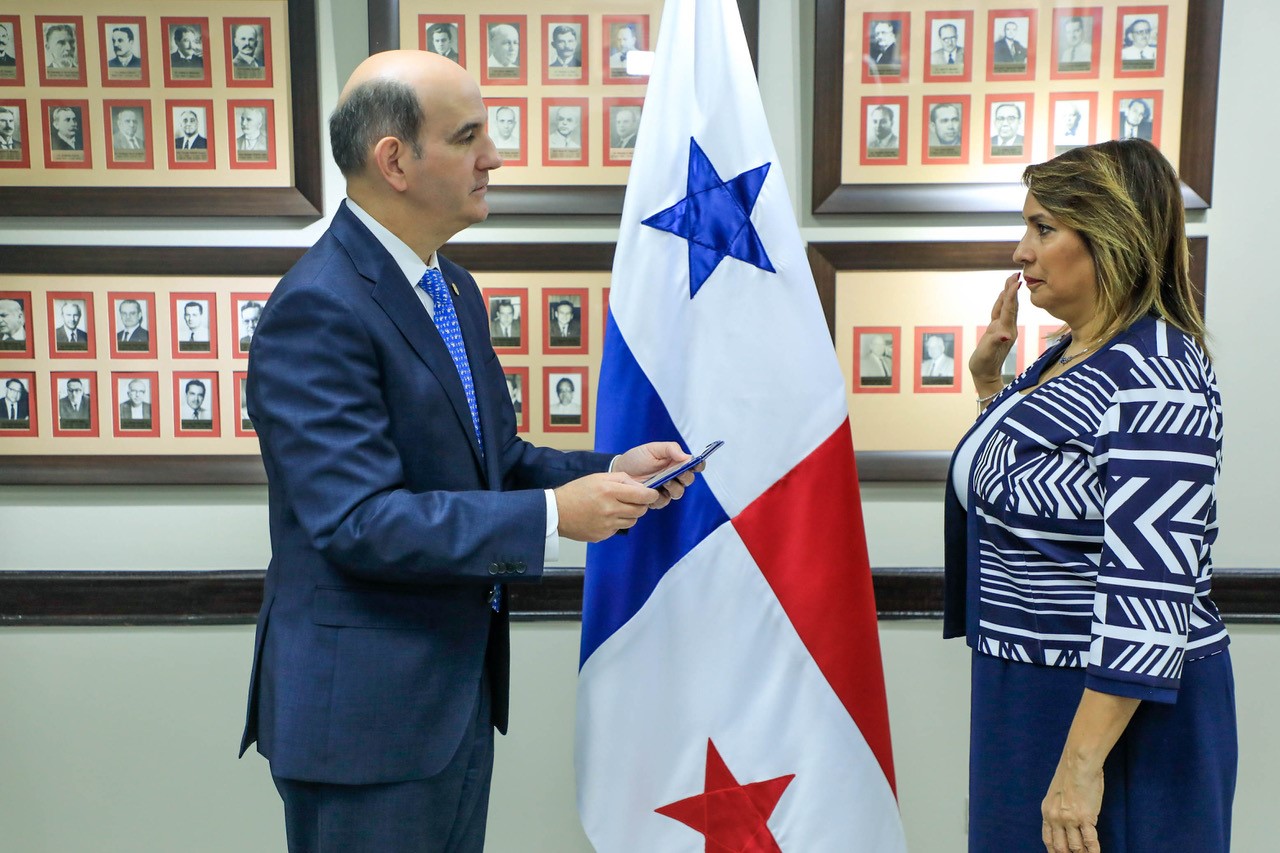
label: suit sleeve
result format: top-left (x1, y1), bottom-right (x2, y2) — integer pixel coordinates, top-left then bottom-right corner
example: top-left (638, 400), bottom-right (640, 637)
top-left (249, 274), bottom-right (587, 586)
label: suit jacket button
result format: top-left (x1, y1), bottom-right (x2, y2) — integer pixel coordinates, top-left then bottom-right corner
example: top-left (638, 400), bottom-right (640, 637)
top-left (489, 564), bottom-right (499, 575)
top-left (515, 563), bottom-right (526, 574)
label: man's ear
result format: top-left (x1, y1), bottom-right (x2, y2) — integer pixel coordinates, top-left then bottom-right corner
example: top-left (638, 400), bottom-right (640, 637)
top-left (371, 136), bottom-right (413, 192)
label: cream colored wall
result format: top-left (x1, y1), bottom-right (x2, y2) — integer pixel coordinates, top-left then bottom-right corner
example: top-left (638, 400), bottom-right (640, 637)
top-left (2, 0), bottom-right (1278, 850)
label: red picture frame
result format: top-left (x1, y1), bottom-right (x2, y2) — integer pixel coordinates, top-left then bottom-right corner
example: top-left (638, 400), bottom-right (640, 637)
top-left (0, 15), bottom-right (27, 87)
top-left (852, 326), bottom-right (900, 394)
top-left (543, 288), bottom-right (589, 355)
top-left (227, 99), bottom-right (276, 169)
top-left (859, 95), bottom-right (907, 167)
top-left (920, 94), bottom-right (971, 165)
top-left (913, 325), bottom-right (963, 394)
top-left (42, 98), bottom-right (93, 170)
top-left (485, 97), bottom-right (527, 167)
top-left (1050, 7), bottom-right (1103, 80)
top-left (542, 14), bottom-right (588, 86)
top-left (0, 371), bottom-right (37, 436)
top-left (107, 291), bottom-right (157, 359)
top-left (542, 97), bottom-right (588, 167)
top-left (112, 371), bottom-right (160, 438)
top-left (231, 292), bottom-right (269, 359)
top-left (49, 371), bottom-right (98, 437)
top-left (418, 16), bottom-right (467, 68)
top-left (982, 93), bottom-right (1033, 165)
top-left (102, 99), bottom-right (154, 170)
top-left (543, 366), bottom-right (589, 433)
top-left (504, 365), bottom-right (529, 434)
top-left (602, 14), bottom-right (650, 84)
top-left (223, 17), bottom-right (274, 88)
top-left (0, 98), bottom-right (31, 169)
top-left (161, 17), bottom-right (211, 87)
top-left (922, 10), bottom-right (974, 84)
top-left (35, 16), bottom-right (86, 87)
top-left (172, 371), bottom-right (221, 437)
top-left (1113, 89), bottom-right (1162, 147)
top-left (985, 8), bottom-right (1038, 82)
top-left (45, 290), bottom-right (95, 359)
top-left (479, 15), bottom-right (528, 86)
top-left (0, 289), bottom-right (33, 359)
top-left (861, 11), bottom-right (909, 85)
top-left (1049, 91), bottom-right (1099, 155)
top-left (1113, 5), bottom-right (1166, 78)
top-left (483, 286), bottom-right (528, 355)
top-left (602, 96), bottom-right (643, 166)
top-left (233, 370), bottom-right (254, 437)
top-left (170, 292), bottom-right (219, 359)
top-left (165, 99), bottom-right (216, 170)
top-left (97, 16), bottom-right (149, 88)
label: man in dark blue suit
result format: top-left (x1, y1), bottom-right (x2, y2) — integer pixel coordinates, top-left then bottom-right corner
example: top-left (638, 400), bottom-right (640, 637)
top-left (239, 49), bottom-right (696, 853)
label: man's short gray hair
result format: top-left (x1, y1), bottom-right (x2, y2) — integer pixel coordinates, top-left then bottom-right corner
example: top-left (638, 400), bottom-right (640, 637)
top-left (329, 79), bottom-right (425, 176)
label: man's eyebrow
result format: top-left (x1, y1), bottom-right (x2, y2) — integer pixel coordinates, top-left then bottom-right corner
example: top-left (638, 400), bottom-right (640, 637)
top-left (448, 120), bottom-right (483, 142)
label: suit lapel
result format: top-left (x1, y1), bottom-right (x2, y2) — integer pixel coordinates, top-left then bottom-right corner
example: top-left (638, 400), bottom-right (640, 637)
top-left (332, 204), bottom-right (487, 474)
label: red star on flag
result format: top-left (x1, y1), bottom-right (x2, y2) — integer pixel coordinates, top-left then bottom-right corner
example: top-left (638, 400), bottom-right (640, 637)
top-left (655, 739), bottom-right (795, 852)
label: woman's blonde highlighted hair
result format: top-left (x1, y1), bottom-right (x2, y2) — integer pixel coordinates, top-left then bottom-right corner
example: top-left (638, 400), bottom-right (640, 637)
top-left (1022, 138), bottom-right (1206, 350)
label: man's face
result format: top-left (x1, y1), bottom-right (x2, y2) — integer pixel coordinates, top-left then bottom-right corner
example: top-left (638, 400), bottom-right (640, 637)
top-left (1004, 22), bottom-right (1018, 40)
top-left (614, 109), bottom-right (637, 140)
top-left (398, 69), bottom-right (501, 236)
top-left (184, 305), bottom-right (203, 330)
top-left (118, 301), bottom-right (141, 329)
top-left (47, 27), bottom-right (75, 65)
top-left (932, 105), bottom-right (961, 144)
top-left (615, 26), bottom-right (636, 53)
top-left (241, 306), bottom-right (261, 334)
top-left (1064, 20), bottom-right (1083, 46)
top-left (5, 381), bottom-right (21, 402)
top-left (554, 29), bottom-right (577, 61)
top-left (490, 26), bottom-right (518, 65)
top-left (53, 109), bottom-right (78, 139)
top-left (240, 109), bottom-right (263, 136)
top-left (234, 26), bottom-right (258, 59)
top-left (1129, 21), bottom-right (1152, 46)
top-left (61, 303), bottom-right (81, 330)
top-left (176, 29), bottom-right (197, 58)
top-left (1065, 107), bottom-right (1082, 132)
top-left (1126, 100), bottom-right (1148, 125)
top-left (432, 30), bottom-right (452, 54)
top-left (926, 336), bottom-right (945, 359)
top-left (117, 110), bottom-right (139, 137)
top-left (867, 335), bottom-right (887, 357)
top-left (555, 108), bottom-right (577, 138)
top-left (0, 25), bottom-right (11, 54)
top-left (994, 106), bottom-right (1019, 141)
top-left (112, 30), bottom-right (134, 60)
top-left (939, 26), bottom-right (958, 50)
top-left (872, 109), bottom-right (893, 140)
top-left (557, 381), bottom-right (573, 404)
top-left (555, 303), bottom-right (574, 325)
top-left (0, 111), bottom-right (14, 141)
top-left (494, 108), bottom-right (515, 140)
top-left (181, 111), bottom-right (199, 136)
top-left (0, 300), bottom-right (23, 336)
top-left (186, 384), bottom-right (205, 411)
top-left (127, 381), bottom-right (145, 404)
top-left (873, 23), bottom-right (895, 48)
top-left (66, 381), bottom-right (83, 403)
top-left (497, 304), bottom-right (514, 324)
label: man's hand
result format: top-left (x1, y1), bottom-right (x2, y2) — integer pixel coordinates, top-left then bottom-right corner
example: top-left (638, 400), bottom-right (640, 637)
top-left (613, 441), bottom-right (702, 508)
top-left (554, 473), bottom-right (659, 542)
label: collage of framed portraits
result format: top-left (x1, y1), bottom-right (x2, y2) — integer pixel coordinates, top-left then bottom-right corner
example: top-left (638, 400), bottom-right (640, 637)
top-left (0, 0), bottom-right (320, 218)
top-left (813, 0), bottom-right (1221, 212)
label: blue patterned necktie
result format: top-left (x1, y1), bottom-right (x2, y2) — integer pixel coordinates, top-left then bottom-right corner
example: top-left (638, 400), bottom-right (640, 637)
top-left (419, 268), bottom-right (484, 454)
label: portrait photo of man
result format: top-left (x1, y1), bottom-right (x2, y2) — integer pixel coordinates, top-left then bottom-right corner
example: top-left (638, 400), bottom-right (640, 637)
top-left (865, 104), bottom-right (899, 156)
top-left (487, 22), bottom-right (520, 75)
top-left (425, 22), bottom-right (459, 64)
top-left (992, 19), bottom-right (1028, 71)
top-left (930, 21), bottom-right (964, 72)
top-left (106, 24), bottom-right (141, 69)
top-left (53, 299), bottom-right (89, 352)
top-left (48, 105), bottom-right (82, 152)
top-left (1058, 15), bottom-right (1092, 68)
top-left (173, 107), bottom-right (208, 153)
top-left (547, 105), bottom-right (581, 158)
top-left (920, 333), bottom-right (956, 384)
top-left (1117, 97), bottom-right (1154, 141)
top-left (548, 23), bottom-right (581, 69)
top-left (238, 299), bottom-right (263, 352)
top-left (0, 297), bottom-right (27, 350)
top-left (230, 24), bottom-right (263, 68)
top-left (548, 298), bottom-right (582, 348)
top-left (57, 376), bottom-right (91, 430)
top-left (1121, 17), bottom-right (1158, 67)
top-left (0, 105), bottom-right (20, 158)
top-left (117, 377), bottom-right (152, 430)
top-left (1, 377), bottom-right (30, 426)
top-left (168, 23), bottom-right (203, 78)
top-left (115, 297), bottom-right (149, 350)
top-left (1054, 99), bottom-right (1089, 151)
top-left (179, 378), bottom-right (213, 429)
top-left (234, 106), bottom-right (269, 158)
top-left (179, 299), bottom-right (210, 352)
top-left (858, 332), bottom-right (894, 386)
top-left (0, 21), bottom-right (18, 70)
top-left (610, 106), bottom-right (640, 151)
top-left (488, 104), bottom-right (520, 159)
top-left (489, 297), bottom-right (521, 347)
top-left (111, 106), bottom-right (147, 158)
top-left (548, 374), bottom-right (582, 424)
top-left (990, 102), bottom-right (1025, 155)
top-left (609, 21), bottom-right (644, 77)
top-left (867, 20), bottom-right (900, 75)
top-left (928, 101), bottom-right (963, 154)
top-left (43, 22), bottom-right (79, 75)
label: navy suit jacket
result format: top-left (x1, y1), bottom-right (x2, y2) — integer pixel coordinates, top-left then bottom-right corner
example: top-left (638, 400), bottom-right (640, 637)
top-left (239, 202), bottom-right (611, 785)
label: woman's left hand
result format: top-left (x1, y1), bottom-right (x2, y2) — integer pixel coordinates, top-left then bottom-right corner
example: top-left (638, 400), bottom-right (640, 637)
top-left (1041, 758), bottom-right (1104, 853)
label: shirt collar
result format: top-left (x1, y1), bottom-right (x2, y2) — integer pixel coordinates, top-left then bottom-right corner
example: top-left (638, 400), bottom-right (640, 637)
top-left (345, 197), bottom-right (438, 286)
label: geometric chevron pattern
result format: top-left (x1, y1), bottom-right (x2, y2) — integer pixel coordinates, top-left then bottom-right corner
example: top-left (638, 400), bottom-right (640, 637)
top-left (964, 316), bottom-right (1228, 694)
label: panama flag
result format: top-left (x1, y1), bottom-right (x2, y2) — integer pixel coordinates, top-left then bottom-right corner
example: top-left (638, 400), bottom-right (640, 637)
top-left (574, 0), bottom-right (904, 849)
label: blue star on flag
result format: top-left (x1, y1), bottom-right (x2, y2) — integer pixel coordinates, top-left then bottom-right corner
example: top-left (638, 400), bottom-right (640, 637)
top-left (642, 138), bottom-right (775, 297)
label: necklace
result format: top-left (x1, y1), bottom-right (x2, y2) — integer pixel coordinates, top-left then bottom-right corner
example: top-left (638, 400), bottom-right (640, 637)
top-left (1057, 337), bottom-right (1101, 365)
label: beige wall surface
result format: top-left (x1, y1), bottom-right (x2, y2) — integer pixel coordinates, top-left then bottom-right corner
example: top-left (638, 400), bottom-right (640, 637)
top-left (2, 0), bottom-right (1278, 850)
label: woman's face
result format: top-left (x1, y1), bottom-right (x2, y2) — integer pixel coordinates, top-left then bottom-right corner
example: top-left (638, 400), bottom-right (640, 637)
top-left (1013, 193), bottom-right (1099, 326)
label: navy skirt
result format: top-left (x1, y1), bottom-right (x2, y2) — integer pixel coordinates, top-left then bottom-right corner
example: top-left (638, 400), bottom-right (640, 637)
top-left (968, 649), bottom-right (1237, 852)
